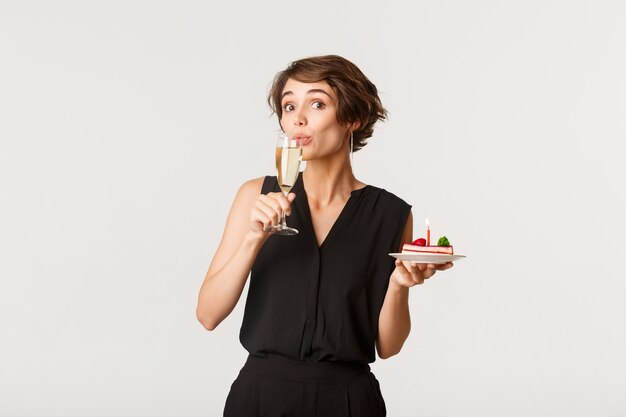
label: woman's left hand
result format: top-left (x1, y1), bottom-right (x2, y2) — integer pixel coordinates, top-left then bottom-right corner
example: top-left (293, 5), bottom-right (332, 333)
top-left (390, 260), bottom-right (453, 288)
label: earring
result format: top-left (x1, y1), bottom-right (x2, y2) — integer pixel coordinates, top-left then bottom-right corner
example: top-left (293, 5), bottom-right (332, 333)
top-left (350, 131), bottom-right (354, 164)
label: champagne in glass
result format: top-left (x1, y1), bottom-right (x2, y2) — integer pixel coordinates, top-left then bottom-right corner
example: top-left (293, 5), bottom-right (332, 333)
top-left (270, 133), bottom-right (303, 235)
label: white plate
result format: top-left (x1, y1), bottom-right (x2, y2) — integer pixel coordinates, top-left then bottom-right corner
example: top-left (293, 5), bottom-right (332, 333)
top-left (389, 253), bottom-right (466, 264)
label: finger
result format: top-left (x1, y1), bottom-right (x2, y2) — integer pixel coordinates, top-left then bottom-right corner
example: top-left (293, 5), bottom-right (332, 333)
top-left (258, 195), bottom-right (283, 216)
top-left (398, 260), bottom-right (425, 285)
top-left (259, 194), bottom-right (283, 213)
top-left (435, 262), bottom-right (454, 271)
top-left (423, 270), bottom-right (436, 280)
top-left (275, 193), bottom-right (294, 216)
top-left (394, 260), bottom-right (420, 286)
top-left (255, 201), bottom-right (280, 227)
top-left (267, 191), bottom-right (294, 203)
top-left (423, 264), bottom-right (438, 279)
top-left (250, 209), bottom-right (272, 232)
top-left (395, 259), bottom-right (410, 275)
top-left (408, 263), bottom-right (435, 281)
top-left (406, 262), bottom-right (428, 273)
top-left (262, 193), bottom-right (293, 217)
top-left (404, 262), bottom-right (430, 284)
top-left (257, 199), bottom-right (280, 221)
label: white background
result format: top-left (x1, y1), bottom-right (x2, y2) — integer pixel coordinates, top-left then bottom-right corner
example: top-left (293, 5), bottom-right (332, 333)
top-left (1, 0), bottom-right (625, 416)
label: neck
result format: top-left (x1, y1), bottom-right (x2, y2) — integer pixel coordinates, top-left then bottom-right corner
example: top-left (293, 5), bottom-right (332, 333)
top-left (302, 149), bottom-right (361, 205)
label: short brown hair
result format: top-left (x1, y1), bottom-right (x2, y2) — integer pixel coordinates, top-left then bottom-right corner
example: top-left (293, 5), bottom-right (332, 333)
top-left (268, 55), bottom-right (388, 152)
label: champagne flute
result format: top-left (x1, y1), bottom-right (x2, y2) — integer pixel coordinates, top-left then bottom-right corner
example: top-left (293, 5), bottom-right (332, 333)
top-left (269, 132), bottom-right (303, 235)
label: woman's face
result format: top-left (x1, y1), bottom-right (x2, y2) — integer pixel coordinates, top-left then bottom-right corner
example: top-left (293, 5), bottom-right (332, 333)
top-left (279, 78), bottom-right (349, 161)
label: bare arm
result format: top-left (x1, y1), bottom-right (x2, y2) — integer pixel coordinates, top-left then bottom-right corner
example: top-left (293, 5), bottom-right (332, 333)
top-left (375, 212), bottom-right (454, 359)
top-left (195, 177), bottom-right (295, 330)
top-left (376, 212), bottom-right (413, 359)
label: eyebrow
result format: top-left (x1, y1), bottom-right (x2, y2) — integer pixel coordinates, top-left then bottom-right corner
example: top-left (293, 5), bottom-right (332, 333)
top-left (281, 89), bottom-right (332, 100)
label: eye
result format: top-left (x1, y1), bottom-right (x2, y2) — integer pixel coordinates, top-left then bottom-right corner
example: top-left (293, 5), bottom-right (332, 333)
top-left (311, 101), bottom-right (326, 109)
top-left (283, 103), bottom-right (295, 112)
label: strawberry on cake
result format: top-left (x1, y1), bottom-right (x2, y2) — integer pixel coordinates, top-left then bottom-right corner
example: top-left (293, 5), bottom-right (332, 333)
top-left (402, 236), bottom-right (454, 255)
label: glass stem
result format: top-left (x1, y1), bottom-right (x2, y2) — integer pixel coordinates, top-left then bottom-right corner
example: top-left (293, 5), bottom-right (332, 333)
top-left (279, 191), bottom-right (289, 228)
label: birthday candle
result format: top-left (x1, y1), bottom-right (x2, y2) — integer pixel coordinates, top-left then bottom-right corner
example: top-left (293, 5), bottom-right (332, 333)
top-left (426, 218), bottom-right (430, 246)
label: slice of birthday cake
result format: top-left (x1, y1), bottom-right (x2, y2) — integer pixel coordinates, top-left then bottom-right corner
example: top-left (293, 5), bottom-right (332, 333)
top-left (402, 236), bottom-right (454, 255)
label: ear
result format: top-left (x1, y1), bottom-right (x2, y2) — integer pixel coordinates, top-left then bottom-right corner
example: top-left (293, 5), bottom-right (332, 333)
top-left (348, 121), bottom-right (361, 131)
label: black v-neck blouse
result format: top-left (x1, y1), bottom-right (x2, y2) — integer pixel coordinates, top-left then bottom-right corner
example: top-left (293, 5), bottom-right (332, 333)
top-left (239, 175), bottom-right (412, 364)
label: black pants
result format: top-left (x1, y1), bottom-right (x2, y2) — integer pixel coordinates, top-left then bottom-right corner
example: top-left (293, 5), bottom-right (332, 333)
top-left (223, 355), bottom-right (386, 417)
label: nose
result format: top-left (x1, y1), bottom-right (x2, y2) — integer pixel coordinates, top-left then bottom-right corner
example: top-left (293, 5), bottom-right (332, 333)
top-left (293, 109), bottom-right (307, 127)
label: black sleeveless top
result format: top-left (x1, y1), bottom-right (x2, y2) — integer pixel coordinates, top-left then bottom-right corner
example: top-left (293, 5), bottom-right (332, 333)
top-left (239, 175), bottom-right (412, 364)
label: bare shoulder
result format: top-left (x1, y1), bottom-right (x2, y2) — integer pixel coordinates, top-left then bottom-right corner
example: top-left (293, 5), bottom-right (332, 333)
top-left (205, 177), bottom-right (265, 275)
top-left (234, 176), bottom-right (265, 206)
top-left (226, 176), bottom-right (267, 220)
top-left (239, 176), bottom-right (265, 195)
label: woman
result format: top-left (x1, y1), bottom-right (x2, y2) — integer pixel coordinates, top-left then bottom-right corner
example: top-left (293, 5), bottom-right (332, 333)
top-left (196, 55), bottom-right (453, 416)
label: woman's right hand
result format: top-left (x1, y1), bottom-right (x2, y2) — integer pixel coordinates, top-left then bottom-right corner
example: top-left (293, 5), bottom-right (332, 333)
top-left (249, 192), bottom-right (296, 235)
top-left (198, 178), bottom-right (290, 331)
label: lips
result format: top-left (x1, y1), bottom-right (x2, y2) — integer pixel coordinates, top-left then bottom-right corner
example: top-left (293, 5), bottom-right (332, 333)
top-left (292, 133), bottom-right (312, 146)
